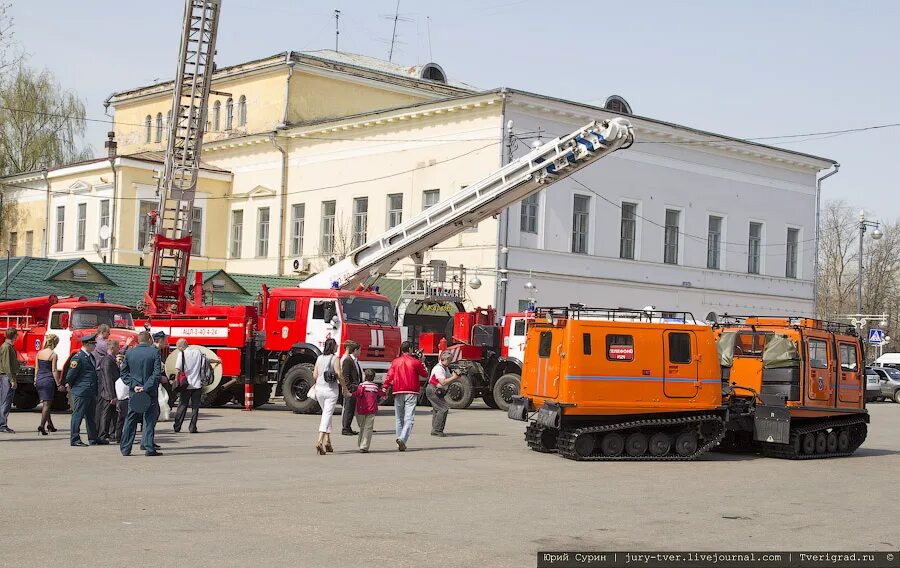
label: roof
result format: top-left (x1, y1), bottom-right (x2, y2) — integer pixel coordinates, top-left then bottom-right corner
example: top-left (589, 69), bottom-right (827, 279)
top-left (107, 50), bottom-right (473, 105)
top-left (0, 257), bottom-right (402, 308)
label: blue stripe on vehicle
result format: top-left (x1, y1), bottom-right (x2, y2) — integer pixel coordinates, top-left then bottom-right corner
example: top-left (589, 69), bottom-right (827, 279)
top-left (838, 384), bottom-right (860, 389)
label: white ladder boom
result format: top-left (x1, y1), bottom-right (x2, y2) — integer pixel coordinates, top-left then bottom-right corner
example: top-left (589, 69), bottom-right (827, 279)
top-left (301, 117), bottom-right (634, 291)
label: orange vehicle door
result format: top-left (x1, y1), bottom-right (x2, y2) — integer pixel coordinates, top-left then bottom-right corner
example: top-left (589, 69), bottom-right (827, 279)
top-left (836, 341), bottom-right (862, 405)
top-left (663, 330), bottom-right (699, 398)
top-left (527, 329), bottom-right (562, 399)
top-left (804, 335), bottom-right (834, 405)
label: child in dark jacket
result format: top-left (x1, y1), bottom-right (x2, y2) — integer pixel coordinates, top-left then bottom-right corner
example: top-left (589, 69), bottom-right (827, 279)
top-left (354, 369), bottom-right (384, 452)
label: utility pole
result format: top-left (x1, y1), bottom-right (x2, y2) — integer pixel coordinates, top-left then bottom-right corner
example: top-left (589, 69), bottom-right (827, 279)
top-left (857, 210), bottom-right (883, 314)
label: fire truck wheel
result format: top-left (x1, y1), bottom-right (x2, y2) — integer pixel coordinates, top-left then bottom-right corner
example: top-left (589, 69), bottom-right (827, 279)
top-left (283, 364), bottom-right (320, 414)
top-left (200, 386), bottom-right (230, 408)
top-left (481, 391), bottom-right (499, 409)
top-left (51, 390), bottom-right (70, 411)
top-left (253, 383), bottom-right (272, 408)
top-left (12, 386), bottom-right (39, 410)
top-left (492, 373), bottom-right (521, 412)
top-left (446, 374), bottom-right (474, 409)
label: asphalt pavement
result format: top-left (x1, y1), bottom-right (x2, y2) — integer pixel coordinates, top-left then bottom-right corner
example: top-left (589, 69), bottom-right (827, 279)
top-left (1, 401), bottom-right (898, 568)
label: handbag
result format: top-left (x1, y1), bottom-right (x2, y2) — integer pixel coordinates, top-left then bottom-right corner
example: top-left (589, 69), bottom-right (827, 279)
top-left (323, 355), bottom-right (338, 383)
top-left (307, 383), bottom-right (317, 400)
top-left (173, 351), bottom-right (188, 390)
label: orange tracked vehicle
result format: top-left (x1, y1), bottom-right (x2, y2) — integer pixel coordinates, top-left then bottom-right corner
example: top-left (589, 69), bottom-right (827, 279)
top-left (507, 306), bottom-right (868, 461)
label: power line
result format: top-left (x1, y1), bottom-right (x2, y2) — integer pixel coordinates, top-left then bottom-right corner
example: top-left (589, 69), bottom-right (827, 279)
top-left (1, 141), bottom-right (501, 202)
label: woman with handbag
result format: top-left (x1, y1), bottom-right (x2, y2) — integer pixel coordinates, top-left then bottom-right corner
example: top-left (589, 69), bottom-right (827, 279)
top-left (312, 338), bottom-right (349, 455)
top-left (426, 351), bottom-right (461, 437)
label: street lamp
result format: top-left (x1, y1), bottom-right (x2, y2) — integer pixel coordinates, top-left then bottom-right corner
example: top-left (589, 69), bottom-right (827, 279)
top-left (857, 210), bottom-right (883, 314)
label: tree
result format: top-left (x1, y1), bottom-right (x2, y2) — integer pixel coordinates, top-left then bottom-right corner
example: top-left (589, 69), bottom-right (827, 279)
top-left (0, 3), bottom-right (20, 79)
top-left (816, 200), bottom-right (858, 319)
top-left (0, 65), bottom-right (92, 176)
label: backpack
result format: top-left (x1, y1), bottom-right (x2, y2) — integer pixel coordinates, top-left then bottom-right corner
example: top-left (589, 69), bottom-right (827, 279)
top-left (199, 354), bottom-right (216, 387)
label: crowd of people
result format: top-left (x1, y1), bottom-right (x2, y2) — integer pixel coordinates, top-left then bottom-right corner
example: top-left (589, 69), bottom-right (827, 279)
top-left (0, 326), bottom-right (209, 457)
top-left (0, 328), bottom-right (463, 456)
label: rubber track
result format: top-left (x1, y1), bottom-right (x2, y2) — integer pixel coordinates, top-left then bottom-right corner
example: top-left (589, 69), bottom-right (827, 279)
top-left (759, 415), bottom-right (868, 460)
top-left (556, 414), bottom-right (725, 462)
top-left (525, 422), bottom-right (557, 453)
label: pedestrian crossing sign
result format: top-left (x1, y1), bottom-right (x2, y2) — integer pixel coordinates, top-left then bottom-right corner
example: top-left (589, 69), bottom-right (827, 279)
top-left (868, 329), bottom-right (885, 344)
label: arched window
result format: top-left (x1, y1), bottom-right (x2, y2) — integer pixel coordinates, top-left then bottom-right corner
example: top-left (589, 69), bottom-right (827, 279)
top-left (225, 97), bottom-right (233, 130)
top-left (238, 95), bottom-right (247, 126)
top-left (144, 115), bottom-right (152, 143)
top-left (420, 63), bottom-right (447, 83)
top-left (604, 95), bottom-right (632, 115)
top-left (155, 113), bottom-right (163, 143)
top-left (212, 100), bottom-right (221, 131)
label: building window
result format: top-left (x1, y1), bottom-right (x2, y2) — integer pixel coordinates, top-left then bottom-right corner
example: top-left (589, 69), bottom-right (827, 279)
top-left (786, 227), bottom-right (799, 279)
top-left (230, 210), bottom-right (243, 258)
top-left (572, 194), bottom-right (590, 254)
top-left (99, 199), bottom-right (110, 247)
top-left (138, 200), bottom-right (156, 251)
top-left (520, 194), bottom-right (538, 234)
top-left (257, 207), bottom-right (270, 258)
top-left (8, 232), bottom-right (16, 256)
top-left (707, 215), bottom-right (722, 270)
top-left (238, 95), bottom-right (247, 126)
top-left (387, 193), bottom-right (403, 228)
top-left (664, 209), bottom-right (680, 265)
top-left (619, 202), bottom-right (637, 260)
top-left (75, 203), bottom-right (87, 251)
top-left (155, 113), bottom-right (163, 143)
top-left (24, 231), bottom-right (33, 256)
top-left (321, 200), bottom-right (336, 254)
top-left (212, 100), bottom-right (221, 132)
top-left (291, 204), bottom-right (305, 256)
top-left (225, 98), bottom-right (233, 130)
top-left (748, 222), bottom-right (762, 274)
top-left (191, 207), bottom-right (202, 255)
top-left (144, 115), bottom-right (152, 143)
top-left (422, 189), bottom-right (439, 210)
top-left (55, 206), bottom-right (65, 252)
top-left (352, 197), bottom-right (368, 248)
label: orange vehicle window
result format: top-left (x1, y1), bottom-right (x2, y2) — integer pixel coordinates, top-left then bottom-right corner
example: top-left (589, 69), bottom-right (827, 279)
top-left (583, 333), bottom-right (592, 355)
top-left (839, 343), bottom-right (858, 372)
top-left (734, 332), bottom-right (771, 357)
top-left (606, 334), bottom-right (634, 361)
top-left (538, 331), bottom-right (552, 358)
top-left (278, 299), bottom-right (297, 320)
top-left (808, 339), bottom-right (828, 369)
top-left (668, 333), bottom-right (692, 364)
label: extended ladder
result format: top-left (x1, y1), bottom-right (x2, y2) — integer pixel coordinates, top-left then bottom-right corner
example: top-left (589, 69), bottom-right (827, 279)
top-left (301, 117), bottom-right (634, 291)
top-left (144, 0), bottom-right (221, 314)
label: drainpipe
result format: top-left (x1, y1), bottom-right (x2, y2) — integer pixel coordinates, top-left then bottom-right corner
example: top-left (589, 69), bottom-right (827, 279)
top-left (281, 54), bottom-right (295, 128)
top-left (813, 162), bottom-right (840, 317)
top-left (42, 167), bottom-right (50, 256)
top-left (271, 133), bottom-right (288, 276)
top-left (494, 89), bottom-right (509, 320)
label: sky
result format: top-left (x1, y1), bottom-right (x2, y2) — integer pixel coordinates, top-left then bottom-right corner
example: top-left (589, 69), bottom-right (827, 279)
top-left (8, 0), bottom-right (899, 217)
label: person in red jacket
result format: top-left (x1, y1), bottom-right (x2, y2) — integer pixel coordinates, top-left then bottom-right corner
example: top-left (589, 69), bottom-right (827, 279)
top-left (383, 341), bottom-right (427, 451)
top-left (353, 369), bottom-right (384, 452)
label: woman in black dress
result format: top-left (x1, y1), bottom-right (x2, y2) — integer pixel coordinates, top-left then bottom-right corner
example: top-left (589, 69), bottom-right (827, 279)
top-left (35, 334), bottom-right (60, 435)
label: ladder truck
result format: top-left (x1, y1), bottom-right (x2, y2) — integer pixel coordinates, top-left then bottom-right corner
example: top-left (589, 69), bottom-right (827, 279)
top-left (140, 2), bottom-right (635, 414)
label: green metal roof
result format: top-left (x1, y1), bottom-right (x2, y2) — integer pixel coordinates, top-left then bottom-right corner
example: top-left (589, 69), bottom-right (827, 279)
top-left (0, 257), bottom-right (401, 307)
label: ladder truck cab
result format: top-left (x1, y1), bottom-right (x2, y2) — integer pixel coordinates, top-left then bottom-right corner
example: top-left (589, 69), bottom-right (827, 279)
top-left (0, 294), bottom-right (138, 411)
top-left (417, 306), bottom-right (531, 411)
top-left (508, 307), bottom-right (868, 461)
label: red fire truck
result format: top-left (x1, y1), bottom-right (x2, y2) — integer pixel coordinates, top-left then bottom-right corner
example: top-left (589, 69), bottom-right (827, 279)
top-left (0, 294), bottom-right (139, 410)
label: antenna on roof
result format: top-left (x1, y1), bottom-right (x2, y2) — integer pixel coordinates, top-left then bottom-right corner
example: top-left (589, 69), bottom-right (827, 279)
top-left (426, 16), bottom-right (432, 61)
top-left (334, 9), bottom-right (340, 52)
top-left (381, 0), bottom-right (412, 62)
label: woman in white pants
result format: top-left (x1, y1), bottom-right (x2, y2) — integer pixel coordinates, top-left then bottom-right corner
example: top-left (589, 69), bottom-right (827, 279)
top-left (313, 338), bottom-right (349, 454)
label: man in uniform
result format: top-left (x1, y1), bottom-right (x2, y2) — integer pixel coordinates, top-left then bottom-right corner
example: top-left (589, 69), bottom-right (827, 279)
top-left (64, 333), bottom-right (108, 447)
top-left (120, 331), bottom-right (163, 457)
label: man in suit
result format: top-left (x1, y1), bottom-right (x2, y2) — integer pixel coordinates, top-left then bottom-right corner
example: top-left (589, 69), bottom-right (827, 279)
top-left (96, 339), bottom-right (121, 441)
top-left (340, 340), bottom-right (363, 436)
top-left (64, 333), bottom-right (108, 447)
top-left (119, 331), bottom-right (163, 457)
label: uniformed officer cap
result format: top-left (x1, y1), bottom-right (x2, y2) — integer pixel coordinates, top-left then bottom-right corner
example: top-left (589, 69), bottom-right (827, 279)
top-left (152, 331), bottom-right (167, 341)
top-left (80, 332), bottom-right (98, 344)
